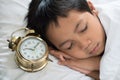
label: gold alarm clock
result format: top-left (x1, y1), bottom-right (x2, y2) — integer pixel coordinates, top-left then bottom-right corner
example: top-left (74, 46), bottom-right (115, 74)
top-left (8, 28), bottom-right (51, 72)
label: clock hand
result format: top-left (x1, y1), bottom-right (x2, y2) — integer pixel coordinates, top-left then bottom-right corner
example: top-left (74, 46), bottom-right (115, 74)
top-left (34, 42), bottom-right (40, 49)
top-left (24, 48), bottom-right (34, 51)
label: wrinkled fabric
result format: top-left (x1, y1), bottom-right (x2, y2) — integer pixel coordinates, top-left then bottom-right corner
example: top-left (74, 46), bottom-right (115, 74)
top-left (0, 0), bottom-right (93, 80)
top-left (1, 0), bottom-right (120, 80)
top-left (93, 0), bottom-right (120, 80)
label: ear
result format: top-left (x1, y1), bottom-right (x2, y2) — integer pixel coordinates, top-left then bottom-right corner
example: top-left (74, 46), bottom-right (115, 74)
top-left (87, 0), bottom-right (98, 15)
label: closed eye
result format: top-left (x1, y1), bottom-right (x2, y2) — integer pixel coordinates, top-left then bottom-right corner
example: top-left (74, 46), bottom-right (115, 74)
top-left (60, 40), bottom-right (73, 50)
top-left (67, 43), bottom-right (73, 50)
top-left (80, 25), bottom-right (87, 33)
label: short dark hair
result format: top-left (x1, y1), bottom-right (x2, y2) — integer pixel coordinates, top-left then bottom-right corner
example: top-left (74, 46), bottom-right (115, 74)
top-left (26, 0), bottom-right (92, 49)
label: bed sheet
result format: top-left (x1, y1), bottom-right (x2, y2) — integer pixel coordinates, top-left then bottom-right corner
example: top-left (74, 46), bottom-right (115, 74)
top-left (0, 0), bottom-right (93, 80)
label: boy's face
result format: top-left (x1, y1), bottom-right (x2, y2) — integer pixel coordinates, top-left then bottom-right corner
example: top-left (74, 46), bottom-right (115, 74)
top-left (47, 10), bottom-right (106, 59)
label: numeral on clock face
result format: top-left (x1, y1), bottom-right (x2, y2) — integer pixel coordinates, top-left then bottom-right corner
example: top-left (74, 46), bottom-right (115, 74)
top-left (19, 37), bottom-right (46, 60)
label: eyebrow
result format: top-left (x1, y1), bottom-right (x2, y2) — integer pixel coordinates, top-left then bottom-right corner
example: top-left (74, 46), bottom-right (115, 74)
top-left (59, 20), bottom-right (82, 48)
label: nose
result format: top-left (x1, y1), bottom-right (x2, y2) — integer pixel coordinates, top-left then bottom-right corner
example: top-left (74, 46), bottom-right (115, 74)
top-left (77, 38), bottom-right (92, 50)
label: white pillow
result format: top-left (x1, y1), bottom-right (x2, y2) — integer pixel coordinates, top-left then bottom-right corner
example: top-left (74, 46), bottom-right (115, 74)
top-left (0, 0), bottom-right (31, 64)
top-left (94, 1), bottom-right (120, 80)
top-left (0, 0), bottom-right (93, 80)
top-left (0, 0), bottom-right (31, 34)
top-left (0, 0), bottom-right (31, 80)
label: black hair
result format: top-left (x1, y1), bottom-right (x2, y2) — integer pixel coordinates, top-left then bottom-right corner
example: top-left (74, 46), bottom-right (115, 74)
top-left (26, 0), bottom-right (92, 49)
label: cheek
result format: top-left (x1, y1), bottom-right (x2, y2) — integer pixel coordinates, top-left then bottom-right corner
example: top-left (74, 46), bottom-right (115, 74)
top-left (89, 18), bottom-right (104, 38)
top-left (87, 25), bottom-right (102, 40)
top-left (48, 37), bottom-right (59, 49)
top-left (46, 31), bottom-right (59, 47)
top-left (63, 48), bottom-right (88, 59)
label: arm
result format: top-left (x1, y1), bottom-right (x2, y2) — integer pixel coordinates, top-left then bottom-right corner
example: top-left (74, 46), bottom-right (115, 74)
top-left (50, 49), bottom-right (101, 79)
top-left (87, 71), bottom-right (100, 80)
top-left (58, 55), bottom-right (101, 72)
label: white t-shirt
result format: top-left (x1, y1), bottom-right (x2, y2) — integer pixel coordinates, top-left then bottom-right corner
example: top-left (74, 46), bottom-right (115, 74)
top-left (94, 0), bottom-right (120, 80)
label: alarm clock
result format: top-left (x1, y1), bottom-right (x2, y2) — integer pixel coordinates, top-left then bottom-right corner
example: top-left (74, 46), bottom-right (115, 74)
top-left (8, 28), bottom-right (50, 72)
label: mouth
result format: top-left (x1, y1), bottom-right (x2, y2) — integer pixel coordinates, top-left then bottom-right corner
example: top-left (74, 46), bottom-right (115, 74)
top-left (89, 43), bottom-right (99, 54)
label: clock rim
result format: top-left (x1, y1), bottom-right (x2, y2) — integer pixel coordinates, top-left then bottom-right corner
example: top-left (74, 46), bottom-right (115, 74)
top-left (16, 36), bottom-right (49, 61)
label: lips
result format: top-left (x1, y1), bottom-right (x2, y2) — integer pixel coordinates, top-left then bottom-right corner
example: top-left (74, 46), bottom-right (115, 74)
top-left (89, 43), bottom-right (99, 54)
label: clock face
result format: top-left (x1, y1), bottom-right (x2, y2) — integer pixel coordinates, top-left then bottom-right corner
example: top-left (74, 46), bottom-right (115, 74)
top-left (19, 37), bottom-right (47, 60)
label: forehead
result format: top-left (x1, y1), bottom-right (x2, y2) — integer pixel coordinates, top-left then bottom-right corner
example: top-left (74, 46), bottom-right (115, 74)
top-left (46, 10), bottom-right (87, 47)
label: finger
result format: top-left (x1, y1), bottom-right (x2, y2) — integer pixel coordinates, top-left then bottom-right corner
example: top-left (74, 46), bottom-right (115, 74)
top-left (58, 60), bottom-right (91, 74)
top-left (50, 50), bottom-right (61, 58)
top-left (60, 52), bottom-right (73, 60)
top-left (59, 55), bottom-right (65, 61)
top-left (56, 50), bottom-right (73, 60)
top-left (50, 50), bottom-right (65, 61)
top-left (49, 46), bottom-right (73, 60)
top-left (50, 50), bottom-right (72, 60)
top-left (58, 59), bottom-right (75, 66)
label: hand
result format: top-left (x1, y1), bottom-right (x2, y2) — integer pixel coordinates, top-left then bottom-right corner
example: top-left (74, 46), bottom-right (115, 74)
top-left (58, 56), bottom-right (101, 74)
top-left (50, 49), bottom-right (91, 74)
top-left (49, 48), bottom-right (101, 74)
top-left (60, 59), bottom-right (92, 74)
top-left (49, 49), bottom-right (73, 61)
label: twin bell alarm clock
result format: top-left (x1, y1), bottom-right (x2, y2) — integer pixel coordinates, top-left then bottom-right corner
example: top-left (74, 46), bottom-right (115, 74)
top-left (8, 28), bottom-right (51, 72)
